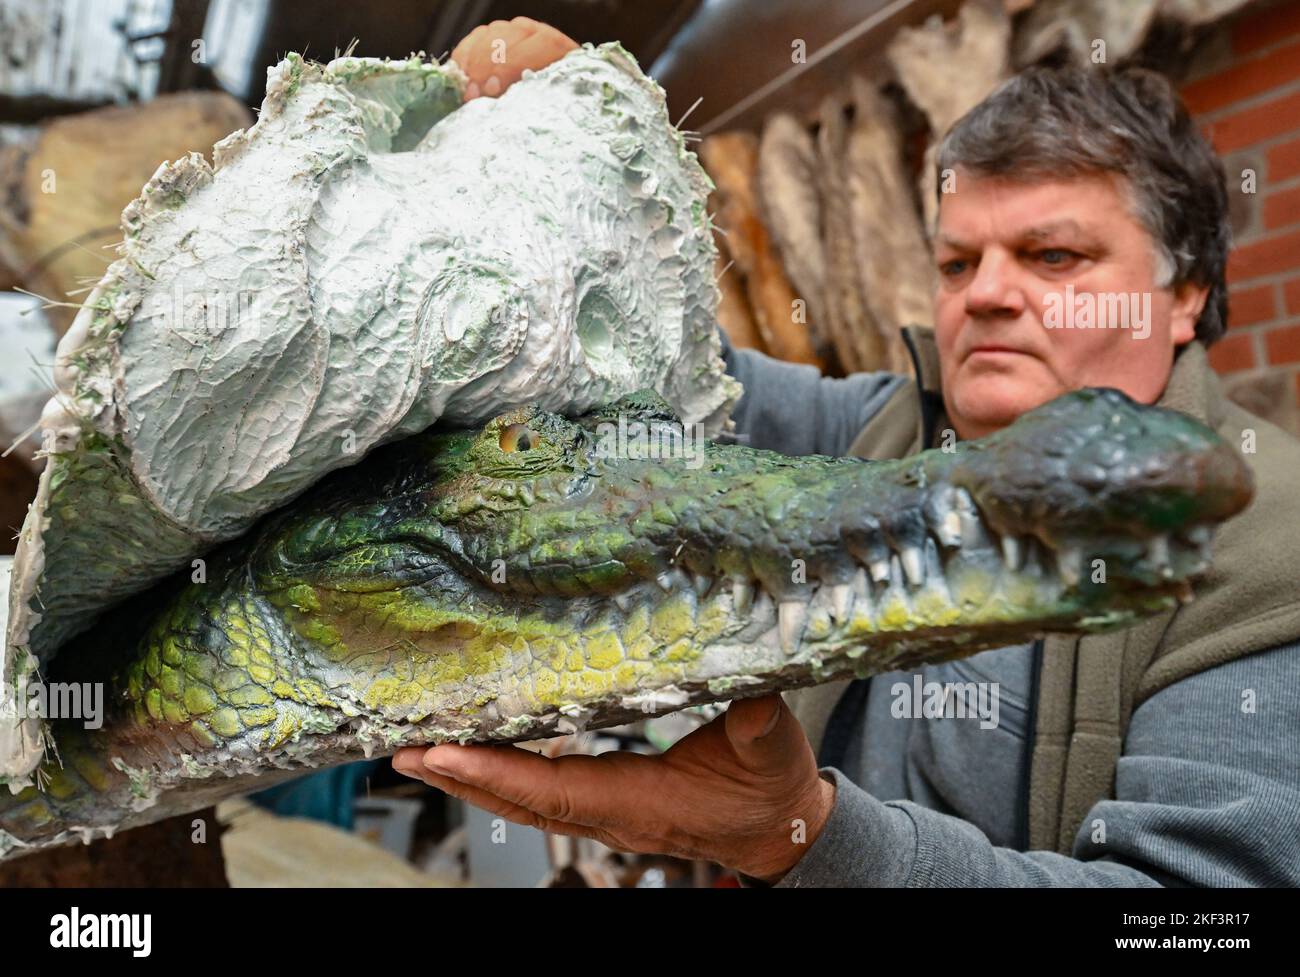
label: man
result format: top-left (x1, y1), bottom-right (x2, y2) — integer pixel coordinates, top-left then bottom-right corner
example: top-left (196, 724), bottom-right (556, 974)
top-left (393, 18), bottom-right (1300, 886)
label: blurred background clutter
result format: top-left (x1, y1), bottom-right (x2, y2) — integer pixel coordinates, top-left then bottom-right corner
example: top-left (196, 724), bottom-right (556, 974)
top-left (2, 0), bottom-right (1299, 885)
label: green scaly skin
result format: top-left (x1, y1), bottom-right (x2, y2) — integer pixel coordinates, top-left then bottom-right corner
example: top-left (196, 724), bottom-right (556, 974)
top-left (0, 388), bottom-right (1253, 858)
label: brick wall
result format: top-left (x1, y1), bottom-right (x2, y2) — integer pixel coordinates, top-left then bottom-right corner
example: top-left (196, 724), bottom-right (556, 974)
top-left (1181, 0), bottom-right (1300, 414)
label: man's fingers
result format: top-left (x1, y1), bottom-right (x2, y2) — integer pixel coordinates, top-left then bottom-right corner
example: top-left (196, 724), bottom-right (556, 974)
top-left (724, 694), bottom-right (808, 774)
top-left (396, 752), bottom-right (574, 834)
top-left (392, 746), bottom-right (425, 773)
top-left (395, 749), bottom-right (636, 850)
top-left (467, 29), bottom-right (575, 94)
top-left (449, 21), bottom-right (500, 71)
top-left (422, 743), bottom-right (614, 826)
top-left (451, 17), bottom-right (577, 101)
top-left (508, 15), bottom-right (550, 35)
top-left (500, 28), bottom-right (578, 82)
top-left (421, 742), bottom-right (657, 829)
top-left (725, 694), bottom-right (783, 740)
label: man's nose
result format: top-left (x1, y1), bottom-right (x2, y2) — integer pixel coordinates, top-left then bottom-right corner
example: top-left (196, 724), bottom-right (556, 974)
top-left (964, 250), bottom-right (1025, 318)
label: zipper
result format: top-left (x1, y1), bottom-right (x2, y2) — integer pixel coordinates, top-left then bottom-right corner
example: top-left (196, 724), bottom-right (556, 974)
top-left (899, 326), bottom-right (944, 448)
top-left (1017, 637), bottom-right (1045, 850)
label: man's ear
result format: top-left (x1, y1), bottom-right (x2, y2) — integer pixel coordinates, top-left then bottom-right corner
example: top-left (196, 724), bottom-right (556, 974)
top-left (1170, 281), bottom-right (1209, 346)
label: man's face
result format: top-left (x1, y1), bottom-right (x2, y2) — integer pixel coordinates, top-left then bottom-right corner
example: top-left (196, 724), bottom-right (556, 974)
top-left (932, 170), bottom-right (1208, 440)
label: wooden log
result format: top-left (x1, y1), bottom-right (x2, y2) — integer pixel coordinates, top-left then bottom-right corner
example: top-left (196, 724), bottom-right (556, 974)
top-left (1014, 0), bottom-right (1161, 66)
top-left (713, 248), bottom-right (766, 352)
top-left (699, 132), bottom-right (823, 368)
top-left (0, 807), bottom-right (228, 886)
top-left (1013, 0), bottom-right (1254, 67)
top-left (3, 92), bottom-right (252, 335)
top-left (816, 92), bottom-right (883, 375)
top-left (845, 77), bottom-right (935, 376)
top-left (756, 113), bottom-right (833, 362)
top-left (0, 454), bottom-right (38, 556)
top-left (888, 0), bottom-right (1010, 233)
top-left (1163, 0), bottom-right (1255, 27)
top-left (0, 137), bottom-right (35, 292)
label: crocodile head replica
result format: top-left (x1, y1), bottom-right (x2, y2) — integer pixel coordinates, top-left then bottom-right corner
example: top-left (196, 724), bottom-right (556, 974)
top-left (0, 386), bottom-right (1252, 856)
top-left (0, 35), bottom-right (1257, 861)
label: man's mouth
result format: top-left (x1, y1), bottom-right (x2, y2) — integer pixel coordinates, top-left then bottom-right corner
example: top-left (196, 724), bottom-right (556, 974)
top-left (966, 344), bottom-right (1035, 360)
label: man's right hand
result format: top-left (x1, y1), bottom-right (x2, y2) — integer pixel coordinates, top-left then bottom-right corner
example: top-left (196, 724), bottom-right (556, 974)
top-left (393, 694), bottom-right (836, 884)
top-left (451, 17), bottom-right (578, 102)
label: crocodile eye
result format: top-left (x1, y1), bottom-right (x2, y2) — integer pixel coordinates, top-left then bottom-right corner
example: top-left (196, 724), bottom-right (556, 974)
top-left (499, 423), bottom-right (535, 452)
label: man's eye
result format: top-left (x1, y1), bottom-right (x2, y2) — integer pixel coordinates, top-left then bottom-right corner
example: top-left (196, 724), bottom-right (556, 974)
top-left (940, 259), bottom-right (969, 277)
top-left (1037, 249), bottom-right (1076, 266)
top-left (499, 424), bottom-right (536, 452)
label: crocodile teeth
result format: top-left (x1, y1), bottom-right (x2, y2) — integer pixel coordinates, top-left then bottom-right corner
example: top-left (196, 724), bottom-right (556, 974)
top-left (1183, 526), bottom-right (1213, 569)
top-left (924, 537), bottom-right (951, 602)
top-left (900, 546), bottom-right (925, 587)
top-left (612, 592), bottom-right (632, 612)
top-left (733, 579), bottom-right (754, 617)
top-left (941, 510), bottom-right (962, 546)
top-left (657, 569), bottom-right (689, 592)
top-left (778, 600), bottom-right (808, 654)
top-left (925, 487), bottom-right (963, 547)
top-left (1001, 536), bottom-right (1025, 571)
top-left (827, 583), bottom-right (854, 624)
top-left (1057, 546), bottom-right (1082, 588)
top-left (1149, 536), bottom-right (1173, 579)
top-left (869, 558), bottom-right (891, 584)
top-left (954, 487), bottom-right (993, 547)
top-left (851, 567), bottom-right (874, 618)
top-left (852, 566), bottom-right (870, 596)
top-left (889, 554), bottom-right (907, 591)
top-left (692, 573), bottom-right (712, 597)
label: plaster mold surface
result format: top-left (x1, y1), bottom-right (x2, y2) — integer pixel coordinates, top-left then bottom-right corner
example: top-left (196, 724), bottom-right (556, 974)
top-left (2, 44), bottom-right (738, 786)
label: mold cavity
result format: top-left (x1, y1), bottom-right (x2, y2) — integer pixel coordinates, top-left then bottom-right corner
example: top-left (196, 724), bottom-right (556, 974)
top-left (576, 287), bottom-right (622, 366)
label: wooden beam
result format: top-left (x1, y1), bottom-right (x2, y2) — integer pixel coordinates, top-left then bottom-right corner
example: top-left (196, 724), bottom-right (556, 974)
top-left (154, 0), bottom-right (216, 94)
top-left (0, 93), bottom-right (114, 125)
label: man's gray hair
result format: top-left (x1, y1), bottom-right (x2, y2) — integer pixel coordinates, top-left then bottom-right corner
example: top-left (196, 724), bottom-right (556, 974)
top-left (936, 65), bottom-right (1231, 346)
